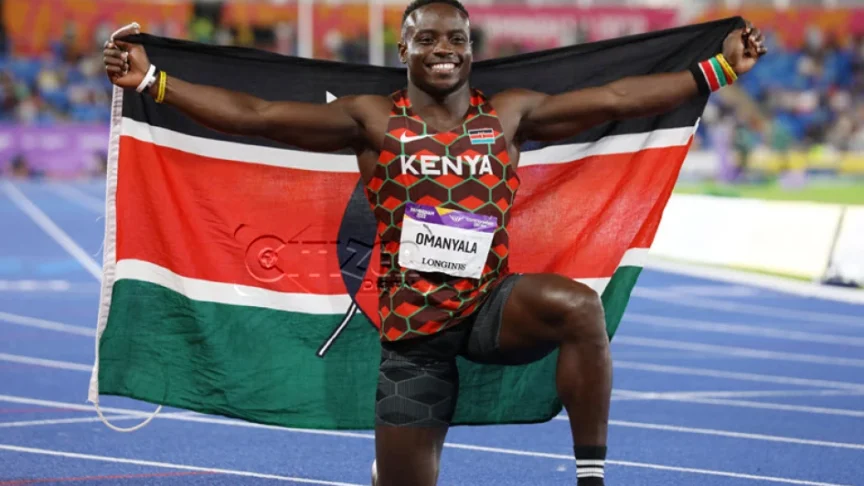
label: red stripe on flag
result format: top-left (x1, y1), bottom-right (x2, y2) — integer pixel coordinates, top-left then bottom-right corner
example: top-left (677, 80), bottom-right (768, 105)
top-left (116, 136), bottom-right (361, 296)
top-left (699, 62), bottom-right (720, 92)
top-left (115, 136), bottom-right (689, 295)
top-left (508, 143), bottom-right (691, 278)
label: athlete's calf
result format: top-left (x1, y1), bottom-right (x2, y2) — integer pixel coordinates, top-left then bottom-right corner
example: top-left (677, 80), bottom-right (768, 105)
top-left (498, 274), bottom-right (611, 485)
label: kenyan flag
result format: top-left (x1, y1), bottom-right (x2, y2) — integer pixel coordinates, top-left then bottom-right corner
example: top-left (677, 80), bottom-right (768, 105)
top-left (89, 17), bottom-right (742, 430)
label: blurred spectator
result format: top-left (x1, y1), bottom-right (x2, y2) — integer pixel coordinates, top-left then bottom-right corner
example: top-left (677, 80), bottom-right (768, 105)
top-left (0, 23), bottom-right (113, 126)
top-left (9, 155), bottom-right (41, 179)
top-left (0, 2), bottom-right (863, 175)
top-left (689, 25), bottom-right (864, 181)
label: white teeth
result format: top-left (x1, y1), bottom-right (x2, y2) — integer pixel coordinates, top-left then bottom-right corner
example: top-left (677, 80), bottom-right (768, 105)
top-left (432, 63), bottom-right (455, 71)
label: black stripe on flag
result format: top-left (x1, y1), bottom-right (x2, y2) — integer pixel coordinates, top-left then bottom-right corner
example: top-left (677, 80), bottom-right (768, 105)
top-left (118, 16), bottom-right (743, 153)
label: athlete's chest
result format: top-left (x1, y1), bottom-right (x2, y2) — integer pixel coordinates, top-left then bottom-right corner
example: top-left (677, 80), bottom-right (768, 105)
top-left (370, 91), bottom-right (515, 203)
top-left (364, 91), bottom-right (518, 281)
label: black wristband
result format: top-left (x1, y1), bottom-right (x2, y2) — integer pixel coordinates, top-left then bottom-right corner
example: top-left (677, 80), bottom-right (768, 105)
top-left (689, 63), bottom-right (710, 97)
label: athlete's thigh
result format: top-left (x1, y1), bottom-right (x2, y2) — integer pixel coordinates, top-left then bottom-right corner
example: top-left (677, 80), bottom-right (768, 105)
top-left (374, 327), bottom-right (465, 485)
top-left (496, 272), bottom-right (597, 355)
top-left (459, 273), bottom-right (563, 365)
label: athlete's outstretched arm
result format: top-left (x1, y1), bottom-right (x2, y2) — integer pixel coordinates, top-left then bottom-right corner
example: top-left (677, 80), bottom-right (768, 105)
top-left (104, 39), bottom-right (365, 152)
top-left (508, 24), bottom-right (766, 142)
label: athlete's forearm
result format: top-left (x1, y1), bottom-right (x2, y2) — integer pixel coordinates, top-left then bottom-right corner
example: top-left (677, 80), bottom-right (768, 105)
top-left (518, 70), bottom-right (703, 140)
top-left (604, 70), bottom-right (699, 120)
top-left (145, 73), bottom-right (362, 151)
top-left (147, 75), bottom-right (270, 136)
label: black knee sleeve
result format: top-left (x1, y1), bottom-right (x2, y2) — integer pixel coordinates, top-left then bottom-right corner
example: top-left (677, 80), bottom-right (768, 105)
top-left (375, 353), bottom-right (459, 427)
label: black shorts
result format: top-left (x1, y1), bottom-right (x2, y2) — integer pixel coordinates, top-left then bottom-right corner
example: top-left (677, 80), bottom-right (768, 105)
top-left (375, 273), bottom-right (554, 427)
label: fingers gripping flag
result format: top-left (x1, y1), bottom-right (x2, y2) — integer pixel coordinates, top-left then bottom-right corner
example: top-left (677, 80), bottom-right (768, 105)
top-left (90, 17), bottom-right (744, 430)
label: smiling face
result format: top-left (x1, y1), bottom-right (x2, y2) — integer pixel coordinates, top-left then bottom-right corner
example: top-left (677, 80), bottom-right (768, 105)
top-left (399, 3), bottom-right (472, 97)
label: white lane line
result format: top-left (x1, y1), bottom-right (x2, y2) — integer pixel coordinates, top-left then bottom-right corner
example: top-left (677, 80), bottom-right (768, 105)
top-left (610, 389), bottom-right (864, 417)
top-left (609, 387), bottom-right (864, 418)
top-left (615, 337), bottom-right (864, 367)
top-left (0, 394), bottom-right (376, 440)
top-left (0, 415), bottom-right (140, 428)
top-left (0, 353), bottom-right (92, 372)
top-left (613, 389), bottom-right (864, 400)
top-left (632, 287), bottom-right (864, 327)
top-left (16, 352), bottom-right (853, 403)
top-left (614, 419), bottom-right (864, 451)
top-left (0, 311), bottom-right (95, 337)
top-left (442, 443), bottom-right (850, 486)
top-left (6, 392), bottom-right (862, 453)
top-left (611, 351), bottom-right (708, 360)
top-left (50, 183), bottom-right (106, 214)
top-left (614, 360), bottom-right (864, 391)
top-left (0, 280), bottom-right (99, 294)
top-left (168, 411), bottom-right (203, 417)
top-left (0, 412), bottom-right (208, 429)
top-left (0, 444), bottom-right (365, 486)
top-left (1, 181), bottom-right (101, 280)
top-left (626, 313), bottom-right (864, 347)
top-left (0, 393), bottom-right (861, 483)
top-left (642, 395), bottom-right (864, 418)
top-left (0, 280), bottom-right (72, 292)
top-left (657, 285), bottom-right (761, 298)
top-left (645, 257), bottom-right (864, 305)
top-left (6, 352), bottom-right (864, 419)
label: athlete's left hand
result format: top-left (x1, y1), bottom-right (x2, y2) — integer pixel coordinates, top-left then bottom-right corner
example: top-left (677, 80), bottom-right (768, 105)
top-left (722, 21), bottom-right (767, 76)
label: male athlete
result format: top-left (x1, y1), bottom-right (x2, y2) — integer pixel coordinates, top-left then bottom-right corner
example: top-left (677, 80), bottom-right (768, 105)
top-left (103, 1), bottom-right (765, 484)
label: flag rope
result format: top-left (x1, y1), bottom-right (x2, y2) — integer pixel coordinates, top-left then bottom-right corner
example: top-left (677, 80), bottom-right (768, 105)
top-left (89, 21), bottom-right (163, 433)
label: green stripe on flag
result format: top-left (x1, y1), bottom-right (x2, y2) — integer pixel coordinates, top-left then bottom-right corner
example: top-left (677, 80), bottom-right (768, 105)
top-left (602, 266), bottom-right (644, 340)
top-left (101, 278), bottom-right (619, 429)
top-left (98, 279), bottom-right (381, 429)
top-left (709, 57), bottom-right (728, 87)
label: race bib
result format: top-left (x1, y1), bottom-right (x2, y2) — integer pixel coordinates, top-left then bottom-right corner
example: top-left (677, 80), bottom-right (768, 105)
top-left (398, 202), bottom-right (497, 280)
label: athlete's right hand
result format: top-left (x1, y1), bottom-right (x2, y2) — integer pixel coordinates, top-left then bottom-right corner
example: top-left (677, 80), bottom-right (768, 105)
top-left (103, 38), bottom-right (152, 90)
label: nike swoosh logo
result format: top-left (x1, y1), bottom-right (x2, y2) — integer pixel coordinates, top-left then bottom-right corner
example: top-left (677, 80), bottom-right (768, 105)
top-left (400, 133), bottom-right (428, 143)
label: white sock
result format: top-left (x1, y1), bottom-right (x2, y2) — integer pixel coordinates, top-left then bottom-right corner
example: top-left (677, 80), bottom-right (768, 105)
top-left (576, 458), bottom-right (605, 481)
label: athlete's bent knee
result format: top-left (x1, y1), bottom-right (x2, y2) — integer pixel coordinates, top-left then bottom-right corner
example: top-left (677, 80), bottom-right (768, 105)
top-left (543, 279), bottom-right (606, 343)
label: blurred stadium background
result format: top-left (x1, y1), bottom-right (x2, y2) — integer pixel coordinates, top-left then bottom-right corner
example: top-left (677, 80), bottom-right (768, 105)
top-left (1, 4), bottom-right (863, 485)
top-left (0, 0), bottom-right (862, 286)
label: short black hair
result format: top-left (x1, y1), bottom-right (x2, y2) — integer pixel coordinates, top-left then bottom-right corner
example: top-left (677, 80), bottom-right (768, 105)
top-left (402, 0), bottom-right (469, 26)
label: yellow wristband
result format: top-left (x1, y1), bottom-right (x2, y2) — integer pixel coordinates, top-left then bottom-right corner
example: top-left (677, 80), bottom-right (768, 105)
top-left (155, 71), bottom-right (167, 104)
top-left (158, 71), bottom-right (167, 103)
top-left (715, 54), bottom-right (738, 82)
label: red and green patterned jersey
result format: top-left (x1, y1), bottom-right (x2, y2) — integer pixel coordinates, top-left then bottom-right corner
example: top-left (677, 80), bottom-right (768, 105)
top-left (364, 88), bottom-right (520, 342)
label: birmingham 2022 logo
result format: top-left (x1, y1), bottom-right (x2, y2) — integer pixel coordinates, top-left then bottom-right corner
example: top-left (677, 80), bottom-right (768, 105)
top-left (236, 180), bottom-right (383, 358)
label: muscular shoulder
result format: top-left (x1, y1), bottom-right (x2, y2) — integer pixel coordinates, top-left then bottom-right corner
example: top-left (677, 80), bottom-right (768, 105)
top-left (489, 88), bottom-right (547, 144)
top-left (332, 94), bottom-right (392, 127)
top-left (328, 94), bottom-right (394, 151)
top-left (490, 88), bottom-right (546, 116)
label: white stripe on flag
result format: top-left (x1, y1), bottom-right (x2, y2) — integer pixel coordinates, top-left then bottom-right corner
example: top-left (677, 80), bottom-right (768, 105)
top-left (579, 277), bottom-right (611, 294)
top-left (120, 118), bottom-right (694, 172)
top-left (619, 247), bottom-right (649, 268)
top-left (519, 127), bottom-right (694, 167)
top-left (114, 246), bottom-right (647, 312)
top-left (116, 248), bottom-right (648, 315)
top-left (115, 259), bottom-right (353, 314)
top-left (121, 118), bottom-right (357, 173)
top-left (577, 247), bottom-right (648, 294)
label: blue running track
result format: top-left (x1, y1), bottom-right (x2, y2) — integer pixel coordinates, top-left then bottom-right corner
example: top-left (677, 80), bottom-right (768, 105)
top-left (0, 179), bottom-right (862, 485)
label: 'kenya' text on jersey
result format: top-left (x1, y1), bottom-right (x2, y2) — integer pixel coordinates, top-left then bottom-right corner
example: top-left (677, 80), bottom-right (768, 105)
top-left (364, 89), bottom-right (519, 341)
